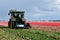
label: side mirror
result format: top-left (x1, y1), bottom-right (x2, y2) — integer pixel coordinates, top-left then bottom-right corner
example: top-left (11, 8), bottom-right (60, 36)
top-left (8, 13), bottom-right (10, 15)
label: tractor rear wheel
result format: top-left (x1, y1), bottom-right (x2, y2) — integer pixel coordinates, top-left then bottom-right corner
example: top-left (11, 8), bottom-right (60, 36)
top-left (8, 21), bottom-right (15, 29)
top-left (8, 21), bottom-right (10, 28)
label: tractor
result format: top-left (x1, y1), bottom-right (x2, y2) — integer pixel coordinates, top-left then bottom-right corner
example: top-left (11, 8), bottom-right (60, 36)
top-left (8, 10), bottom-right (30, 29)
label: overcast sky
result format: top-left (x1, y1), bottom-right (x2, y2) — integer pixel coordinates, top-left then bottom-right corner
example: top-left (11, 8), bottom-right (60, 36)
top-left (0, 0), bottom-right (60, 21)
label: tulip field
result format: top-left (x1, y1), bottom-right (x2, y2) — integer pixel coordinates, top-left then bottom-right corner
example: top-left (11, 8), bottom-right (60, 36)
top-left (0, 21), bottom-right (60, 40)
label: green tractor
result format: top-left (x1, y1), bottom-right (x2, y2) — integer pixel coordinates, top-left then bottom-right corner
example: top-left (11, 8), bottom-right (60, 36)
top-left (8, 10), bottom-right (30, 29)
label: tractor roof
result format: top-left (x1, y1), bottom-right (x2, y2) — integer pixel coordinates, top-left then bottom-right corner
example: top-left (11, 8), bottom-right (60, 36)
top-left (10, 11), bottom-right (25, 13)
top-left (8, 10), bottom-right (24, 15)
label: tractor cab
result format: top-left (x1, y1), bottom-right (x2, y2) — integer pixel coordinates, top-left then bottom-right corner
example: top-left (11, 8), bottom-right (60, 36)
top-left (8, 10), bottom-right (30, 29)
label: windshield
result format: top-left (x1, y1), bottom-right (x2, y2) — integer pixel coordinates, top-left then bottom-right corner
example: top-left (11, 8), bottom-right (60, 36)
top-left (14, 13), bottom-right (21, 18)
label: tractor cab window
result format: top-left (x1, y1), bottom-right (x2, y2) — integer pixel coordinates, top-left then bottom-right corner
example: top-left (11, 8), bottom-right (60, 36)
top-left (14, 13), bottom-right (21, 18)
top-left (10, 11), bottom-right (24, 19)
top-left (14, 13), bottom-right (18, 16)
top-left (19, 14), bottom-right (21, 18)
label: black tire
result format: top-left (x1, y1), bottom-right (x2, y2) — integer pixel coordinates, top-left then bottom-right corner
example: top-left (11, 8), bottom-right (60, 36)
top-left (12, 21), bottom-right (16, 29)
top-left (8, 21), bottom-right (15, 29)
top-left (8, 19), bottom-right (11, 28)
top-left (8, 19), bottom-right (16, 29)
top-left (8, 21), bottom-right (10, 28)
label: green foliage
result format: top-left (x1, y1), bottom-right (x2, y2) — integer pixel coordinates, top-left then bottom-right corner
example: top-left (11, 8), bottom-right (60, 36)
top-left (0, 27), bottom-right (60, 40)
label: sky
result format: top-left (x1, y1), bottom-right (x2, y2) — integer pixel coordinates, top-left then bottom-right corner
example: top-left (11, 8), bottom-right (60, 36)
top-left (0, 0), bottom-right (60, 21)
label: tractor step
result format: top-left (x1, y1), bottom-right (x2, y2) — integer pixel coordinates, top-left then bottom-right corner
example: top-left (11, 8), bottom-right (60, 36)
top-left (16, 24), bottom-right (24, 27)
